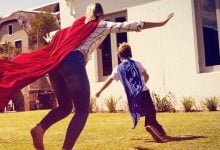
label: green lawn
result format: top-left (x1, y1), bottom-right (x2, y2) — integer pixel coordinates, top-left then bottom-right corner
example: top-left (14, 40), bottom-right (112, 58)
top-left (0, 111), bottom-right (219, 150)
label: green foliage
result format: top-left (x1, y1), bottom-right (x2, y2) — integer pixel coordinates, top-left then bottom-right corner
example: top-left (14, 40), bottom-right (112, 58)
top-left (0, 44), bottom-right (4, 53)
top-left (89, 97), bottom-right (97, 113)
top-left (0, 42), bottom-right (18, 60)
top-left (204, 97), bottom-right (218, 111)
top-left (152, 92), bottom-right (176, 112)
top-left (28, 12), bottom-right (59, 48)
top-left (182, 96), bottom-right (195, 112)
top-left (104, 96), bottom-right (118, 113)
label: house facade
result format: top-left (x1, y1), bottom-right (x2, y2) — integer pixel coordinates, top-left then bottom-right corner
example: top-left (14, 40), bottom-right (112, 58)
top-left (59, 0), bottom-right (220, 110)
top-left (0, 11), bottom-right (35, 54)
top-left (0, 2), bottom-right (60, 111)
top-left (0, 2), bottom-right (60, 53)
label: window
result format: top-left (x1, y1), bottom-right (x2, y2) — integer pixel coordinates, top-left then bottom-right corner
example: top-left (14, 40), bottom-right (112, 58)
top-left (194, 0), bottom-right (220, 72)
top-left (115, 16), bottom-right (128, 64)
top-left (8, 24), bottom-right (13, 35)
top-left (97, 11), bottom-right (127, 81)
top-left (15, 40), bottom-right (22, 49)
top-left (100, 33), bottom-right (112, 76)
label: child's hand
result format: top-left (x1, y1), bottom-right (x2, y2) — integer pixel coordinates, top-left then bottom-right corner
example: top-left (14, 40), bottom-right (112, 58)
top-left (95, 92), bottom-right (101, 97)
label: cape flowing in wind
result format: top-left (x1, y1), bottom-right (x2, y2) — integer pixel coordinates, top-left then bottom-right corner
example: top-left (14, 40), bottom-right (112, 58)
top-left (0, 16), bottom-right (99, 108)
top-left (117, 60), bottom-right (144, 128)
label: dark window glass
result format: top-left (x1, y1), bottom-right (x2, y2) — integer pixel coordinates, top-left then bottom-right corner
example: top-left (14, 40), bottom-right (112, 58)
top-left (201, 0), bottom-right (220, 66)
top-left (101, 34), bottom-right (112, 76)
top-left (15, 41), bottom-right (22, 49)
top-left (8, 25), bottom-right (13, 35)
top-left (115, 16), bottom-right (128, 64)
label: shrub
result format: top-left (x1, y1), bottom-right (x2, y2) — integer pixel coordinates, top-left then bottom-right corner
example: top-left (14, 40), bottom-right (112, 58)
top-left (90, 97), bottom-right (97, 113)
top-left (204, 97), bottom-right (218, 111)
top-left (182, 96), bottom-right (195, 112)
top-left (117, 97), bottom-right (129, 112)
top-left (104, 96), bottom-right (118, 113)
top-left (152, 92), bottom-right (176, 112)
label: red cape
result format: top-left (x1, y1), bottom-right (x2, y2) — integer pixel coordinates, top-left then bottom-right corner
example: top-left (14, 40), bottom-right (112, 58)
top-left (0, 16), bottom-right (99, 108)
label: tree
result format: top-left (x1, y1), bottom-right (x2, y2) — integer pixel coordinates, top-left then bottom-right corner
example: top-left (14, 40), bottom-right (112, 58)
top-left (28, 12), bottom-right (59, 49)
top-left (0, 44), bottom-right (4, 53)
top-left (0, 42), bottom-right (17, 60)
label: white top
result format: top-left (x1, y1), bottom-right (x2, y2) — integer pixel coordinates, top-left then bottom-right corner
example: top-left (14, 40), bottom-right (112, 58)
top-left (109, 59), bottom-right (149, 91)
top-left (75, 20), bottom-right (144, 62)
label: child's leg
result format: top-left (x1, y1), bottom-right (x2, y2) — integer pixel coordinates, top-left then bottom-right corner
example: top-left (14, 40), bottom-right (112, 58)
top-left (142, 90), bottom-right (166, 136)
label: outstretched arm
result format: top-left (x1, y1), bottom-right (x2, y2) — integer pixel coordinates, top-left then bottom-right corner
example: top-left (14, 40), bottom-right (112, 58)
top-left (96, 78), bottom-right (113, 97)
top-left (142, 12), bottom-right (174, 29)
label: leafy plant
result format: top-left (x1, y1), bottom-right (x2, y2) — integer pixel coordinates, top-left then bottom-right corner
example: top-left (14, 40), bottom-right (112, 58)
top-left (0, 42), bottom-right (17, 60)
top-left (115, 96), bottom-right (129, 113)
top-left (152, 92), bottom-right (176, 112)
top-left (90, 97), bottom-right (97, 113)
top-left (182, 96), bottom-right (195, 112)
top-left (0, 44), bottom-right (4, 53)
top-left (204, 97), bottom-right (218, 111)
top-left (104, 96), bottom-right (118, 113)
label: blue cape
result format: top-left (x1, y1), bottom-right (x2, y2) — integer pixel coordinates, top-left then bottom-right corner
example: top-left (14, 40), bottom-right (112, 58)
top-left (117, 59), bottom-right (144, 128)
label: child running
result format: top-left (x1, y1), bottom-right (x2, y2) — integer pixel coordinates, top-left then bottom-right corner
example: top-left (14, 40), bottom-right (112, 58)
top-left (96, 42), bottom-right (169, 142)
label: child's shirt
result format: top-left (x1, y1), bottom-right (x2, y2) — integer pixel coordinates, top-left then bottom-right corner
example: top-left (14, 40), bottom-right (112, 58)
top-left (109, 59), bottom-right (149, 91)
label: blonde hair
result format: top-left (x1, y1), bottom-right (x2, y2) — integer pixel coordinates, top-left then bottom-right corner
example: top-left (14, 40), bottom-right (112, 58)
top-left (85, 3), bottom-right (104, 24)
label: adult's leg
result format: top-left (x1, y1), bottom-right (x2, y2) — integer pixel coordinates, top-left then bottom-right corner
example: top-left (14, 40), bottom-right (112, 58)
top-left (59, 51), bottom-right (90, 149)
top-left (38, 70), bottom-right (73, 131)
top-left (31, 62), bottom-right (73, 150)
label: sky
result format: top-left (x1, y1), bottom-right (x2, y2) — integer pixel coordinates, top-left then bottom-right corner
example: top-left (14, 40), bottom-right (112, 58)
top-left (0, 0), bottom-right (58, 17)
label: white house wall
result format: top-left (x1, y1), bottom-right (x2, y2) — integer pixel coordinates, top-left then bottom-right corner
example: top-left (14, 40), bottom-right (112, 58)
top-left (59, 0), bottom-right (220, 110)
top-left (59, 0), bottom-right (156, 28)
top-left (129, 0), bottom-right (220, 106)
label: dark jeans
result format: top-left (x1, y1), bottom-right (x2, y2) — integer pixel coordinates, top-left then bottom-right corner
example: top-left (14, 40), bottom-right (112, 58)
top-left (140, 90), bottom-right (166, 136)
top-left (39, 51), bottom-right (90, 149)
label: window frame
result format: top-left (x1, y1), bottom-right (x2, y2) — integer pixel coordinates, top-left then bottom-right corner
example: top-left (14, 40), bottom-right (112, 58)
top-left (96, 11), bottom-right (127, 82)
top-left (194, 0), bottom-right (220, 72)
top-left (8, 24), bottom-right (13, 36)
top-left (14, 40), bottom-right (22, 49)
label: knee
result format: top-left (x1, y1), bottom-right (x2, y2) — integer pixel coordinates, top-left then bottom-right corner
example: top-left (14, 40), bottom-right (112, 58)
top-left (75, 108), bottom-right (89, 118)
top-left (59, 105), bottom-right (73, 115)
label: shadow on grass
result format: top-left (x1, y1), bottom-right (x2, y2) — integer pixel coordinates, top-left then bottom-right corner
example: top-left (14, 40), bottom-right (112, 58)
top-left (131, 135), bottom-right (206, 149)
top-left (131, 147), bottom-right (153, 150)
top-left (163, 135), bottom-right (207, 142)
top-left (131, 135), bottom-right (207, 143)
top-left (132, 147), bottom-right (153, 150)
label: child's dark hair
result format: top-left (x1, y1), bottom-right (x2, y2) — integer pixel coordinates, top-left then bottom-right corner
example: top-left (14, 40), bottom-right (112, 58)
top-left (117, 42), bottom-right (132, 58)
